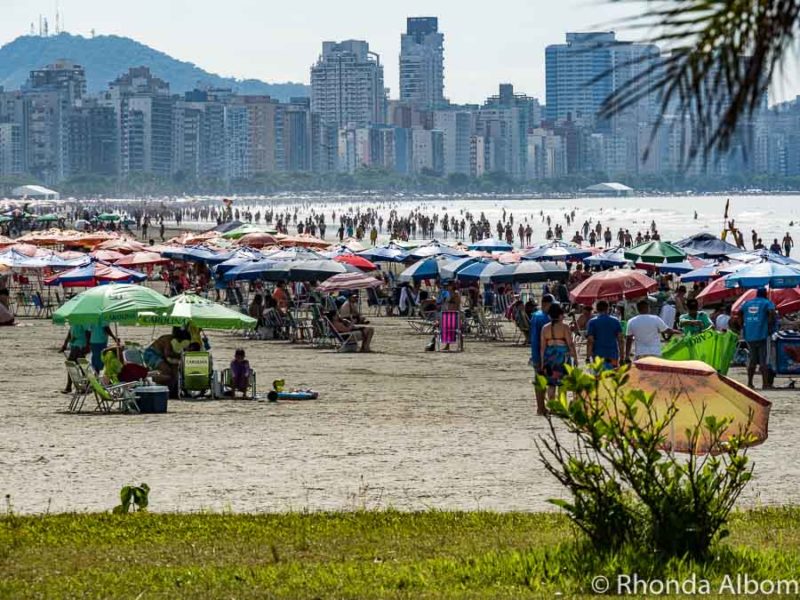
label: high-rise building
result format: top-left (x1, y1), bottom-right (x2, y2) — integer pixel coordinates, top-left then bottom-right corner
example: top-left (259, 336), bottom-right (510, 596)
top-left (310, 40), bottom-right (386, 128)
top-left (545, 32), bottom-right (660, 130)
top-left (0, 122), bottom-right (24, 176)
top-left (433, 109), bottom-right (473, 175)
top-left (26, 60), bottom-right (86, 105)
top-left (282, 98), bottom-right (313, 172)
top-left (68, 100), bottom-right (118, 176)
top-left (399, 17), bottom-right (445, 109)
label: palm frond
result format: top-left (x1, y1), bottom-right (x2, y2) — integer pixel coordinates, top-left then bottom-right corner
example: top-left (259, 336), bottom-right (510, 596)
top-left (602, 0), bottom-right (800, 166)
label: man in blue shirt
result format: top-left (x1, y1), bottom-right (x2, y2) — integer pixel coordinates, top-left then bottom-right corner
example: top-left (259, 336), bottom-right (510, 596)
top-left (530, 294), bottom-right (554, 415)
top-left (740, 288), bottom-right (776, 389)
top-left (586, 300), bottom-right (623, 368)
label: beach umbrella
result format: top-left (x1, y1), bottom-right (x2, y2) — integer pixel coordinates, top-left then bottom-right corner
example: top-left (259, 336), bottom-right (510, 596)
top-left (583, 247), bottom-right (630, 268)
top-left (52, 283), bottom-right (171, 326)
top-left (221, 223), bottom-right (278, 240)
top-left (489, 261), bottom-right (568, 284)
top-left (603, 357), bottom-right (771, 453)
top-left (398, 257), bottom-right (443, 282)
top-left (569, 270), bottom-right (658, 305)
top-left (340, 237), bottom-right (367, 252)
top-left (0, 216), bottom-right (11, 224)
top-left (287, 259), bottom-right (356, 282)
top-left (222, 259), bottom-right (281, 282)
top-left (624, 241), bottom-right (686, 264)
top-left (681, 265), bottom-right (724, 283)
top-left (95, 238), bottom-right (147, 253)
top-left (731, 287), bottom-right (800, 316)
top-left (160, 245), bottom-right (225, 264)
top-left (496, 251), bottom-right (523, 264)
top-left (276, 233), bottom-right (329, 248)
top-left (333, 254), bottom-right (378, 271)
top-left (651, 256), bottom-right (710, 274)
top-left (409, 240), bottom-right (468, 259)
top-left (456, 260), bottom-right (505, 283)
top-left (674, 233), bottom-right (742, 259)
top-left (35, 214), bottom-right (59, 223)
top-left (723, 249), bottom-right (799, 265)
top-left (523, 241), bottom-right (592, 262)
top-left (357, 245), bottom-right (409, 263)
top-left (90, 249), bottom-right (126, 262)
top-left (4, 243), bottom-right (41, 257)
top-left (267, 247), bottom-right (325, 261)
top-left (235, 232), bottom-right (279, 248)
top-left (114, 251), bottom-right (170, 268)
top-left (696, 277), bottom-right (744, 306)
top-left (467, 238), bottom-right (513, 252)
top-left (317, 272), bottom-right (382, 293)
top-left (95, 213), bottom-right (121, 222)
top-left (138, 293), bottom-right (257, 330)
top-left (0, 235), bottom-right (13, 248)
top-left (45, 261), bottom-right (147, 288)
top-left (724, 262), bottom-right (800, 289)
top-left (439, 256), bottom-right (482, 280)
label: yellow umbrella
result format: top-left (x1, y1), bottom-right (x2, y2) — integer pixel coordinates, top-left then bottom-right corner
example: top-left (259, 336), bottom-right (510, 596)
top-left (601, 357), bottom-right (771, 453)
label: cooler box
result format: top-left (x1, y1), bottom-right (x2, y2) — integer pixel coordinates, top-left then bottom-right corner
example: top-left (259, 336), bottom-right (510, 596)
top-left (772, 331), bottom-right (800, 375)
top-left (134, 385), bottom-right (169, 413)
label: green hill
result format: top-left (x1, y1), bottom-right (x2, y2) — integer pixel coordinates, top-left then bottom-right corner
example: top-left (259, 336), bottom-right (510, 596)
top-left (0, 33), bottom-right (308, 101)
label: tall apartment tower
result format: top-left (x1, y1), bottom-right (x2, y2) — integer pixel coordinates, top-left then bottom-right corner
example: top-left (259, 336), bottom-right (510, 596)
top-left (545, 32), bottom-right (660, 129)
top-left (399, 17), bottom-right (444, 109)
top-left (310, 40), bottom-right (386, 128)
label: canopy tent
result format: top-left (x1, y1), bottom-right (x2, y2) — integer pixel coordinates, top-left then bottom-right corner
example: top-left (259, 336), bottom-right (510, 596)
top-left (624, 241), bottom-right (686, 264)
top-left (467, 238), bottom-right (513, 252)
top-left (523, 241), bottom-right (592, 262)
top-left (52, 284), bottom-right (171, 326)
top-left (11, 184), bottom-right (60, 200)
top-left (569, 270), bottom-right (658, 305)
top-left (138, 293), bottom-right (257, 330)
top-left (674, 233), bottom-right (742, 258)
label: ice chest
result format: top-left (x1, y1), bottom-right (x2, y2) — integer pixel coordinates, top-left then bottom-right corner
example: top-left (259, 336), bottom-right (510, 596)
top-left (134, 385), bottom-right (169, 413)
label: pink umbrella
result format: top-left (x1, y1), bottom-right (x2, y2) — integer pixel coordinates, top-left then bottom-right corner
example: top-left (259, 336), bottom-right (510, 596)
top-left (95, 238), bottom-right (147, 253)
top-left (115, 251), bottom-right (170, 267)
top-left (90, 249), bottom-right (125, 262)
top-left (235, 232), bottom-right (279, 248)
top-left (317, 272), bottom-right (382, 292)
top-left (696, 277), bottom-right (744, 307)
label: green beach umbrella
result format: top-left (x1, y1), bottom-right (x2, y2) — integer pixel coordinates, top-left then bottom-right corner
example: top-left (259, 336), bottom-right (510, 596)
top-left (137, 293), bottom-right (257, 330)
top-left (96, 213), bottom-right (121, 222)
top-left (221, 223), bottom-right (279, 239)
top-left (52, 284), bottom-right (172, 326)
top-left (36, 214), bottom-right (59, 222)
top-left (624, 241), bottom-right (687, 264)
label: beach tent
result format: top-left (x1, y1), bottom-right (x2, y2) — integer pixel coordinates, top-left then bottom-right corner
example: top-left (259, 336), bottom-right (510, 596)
top-left (52, 284), bottom-right (171, 326)
top-left (674, 233), bottom-right (742, 258)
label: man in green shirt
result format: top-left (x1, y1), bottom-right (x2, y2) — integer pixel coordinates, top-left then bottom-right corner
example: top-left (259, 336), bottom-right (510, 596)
top-left (678, 299), bottom-right (713, 335)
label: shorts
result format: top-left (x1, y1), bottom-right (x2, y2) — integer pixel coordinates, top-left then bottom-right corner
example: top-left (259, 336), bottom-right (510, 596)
top-left (66, 346), bottom-right (88, 361)
top-left (349, 330), bottom-right (363, 341)
top-left (748, 340), bottom-right (769, 369)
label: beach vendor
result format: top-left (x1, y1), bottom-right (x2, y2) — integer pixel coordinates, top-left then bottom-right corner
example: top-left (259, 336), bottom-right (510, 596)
top-left (89, 323), bottom-right (120, 373)
top-left (678, 299), bottom-right (713, 335)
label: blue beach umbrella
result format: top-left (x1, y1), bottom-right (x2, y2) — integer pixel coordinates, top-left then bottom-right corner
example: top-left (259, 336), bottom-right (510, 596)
top-left (439, 257), bottom-right (482, 280)
top-left (398, 257), bottom-right (443, 283)
top-left (724, 263), bottom-right (800, 289)
top-left (223, 259), bottom-right (280, 282)
top-left (524, 241), bottom-right (592, 262)
top-left (583, 247), bottom-right (629, 269)
top-left (357, 245), bottom-right (410, 263)
top-left (409, 240), bottom-right (468, 260)
top-left (457, 260), bottom-right (505, 283)
top-left (489, 261), bottom-right (568, 284)
top-left (467, 238), bottom-right (513, 252)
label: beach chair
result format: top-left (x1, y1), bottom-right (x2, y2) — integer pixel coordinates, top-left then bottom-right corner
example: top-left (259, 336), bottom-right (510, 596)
top-left (85, 367), bottom-right (140, 413)
top-left (219, 367), bottom-right (258, 400)
top-left (309, 305), bottom-right (331, 348)
top-left (437, 310), bottom-right (464, 352)
top-left (366, 287), bottom-right (390, 316)
top-left (65, 359), bottom-right (91, 413)
top-left (512, 307), bottom-right (530, 345)
top-left (474, 307), bottom-right (504, 341)
top-left (178, 351), bottom-right (214, 399)
top-left (322, 316), bottom-right (358, 352)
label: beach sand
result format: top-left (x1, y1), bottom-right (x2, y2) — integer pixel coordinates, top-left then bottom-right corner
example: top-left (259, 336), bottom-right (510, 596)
top-left (2, 316), bottom-right (799, 514)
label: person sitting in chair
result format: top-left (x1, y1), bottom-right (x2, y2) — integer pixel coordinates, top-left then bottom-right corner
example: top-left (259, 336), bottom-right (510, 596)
top-left (143, 328), bottom-right (189, 391)
top-left (327, 310), bottom-right (374, 352)
top-left (339, 294), bottom-right (369, 324)
top-left (229, 348), bottom-right (253, 398)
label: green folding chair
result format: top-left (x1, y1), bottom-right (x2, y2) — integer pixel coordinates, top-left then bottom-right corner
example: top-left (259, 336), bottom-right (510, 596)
top-left (178, 351), bottom-right (214, 399)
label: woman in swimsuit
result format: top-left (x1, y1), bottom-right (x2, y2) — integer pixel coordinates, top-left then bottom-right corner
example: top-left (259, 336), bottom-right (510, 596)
top-left (540, 303), bottom-right (578, 400)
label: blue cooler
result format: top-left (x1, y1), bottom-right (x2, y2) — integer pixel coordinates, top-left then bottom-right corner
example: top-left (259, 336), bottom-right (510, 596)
top-left (772, 331), bottom-right (800, 375)
top-left (134, 385), bottom-right (169, 413)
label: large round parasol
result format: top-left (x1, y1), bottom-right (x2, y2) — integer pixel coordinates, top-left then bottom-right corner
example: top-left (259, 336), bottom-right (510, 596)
top-left (569, 270), bottom-right (657, 305)
top-left (138, 293), bottom-right (257, 330)
top-left (624, 241), bottom-right (687, 264)
top-left (52, 283), bottom-right (171, 325)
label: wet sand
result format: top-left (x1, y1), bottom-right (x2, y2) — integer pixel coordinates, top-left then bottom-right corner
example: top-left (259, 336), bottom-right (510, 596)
top-left (2, 317), bottom-right (799, 514)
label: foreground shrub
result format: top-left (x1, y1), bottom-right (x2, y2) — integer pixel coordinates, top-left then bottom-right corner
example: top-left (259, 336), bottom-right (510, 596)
top-left (536, 361), bottom-right (755, 559)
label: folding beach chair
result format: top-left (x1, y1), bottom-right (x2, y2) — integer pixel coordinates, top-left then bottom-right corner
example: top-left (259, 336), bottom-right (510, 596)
top-left (65, 359), bottom-right (91, 413)
top-left (85, 368), bottom-right (140, 413)
top-left (474, 307), bottom-right (504, 342)
top-left (178, 351), bottom-right (214, 399)
top-left (220, 367), bottom-right (258, 400)
top-left (512, 307), bottom-right (530, 345)
top-left (323, 316), bottom-right (358, 352)
top-left (366, 287), bottom-right (390, 316)
top-left (437, 310), bottom-right (464, 352)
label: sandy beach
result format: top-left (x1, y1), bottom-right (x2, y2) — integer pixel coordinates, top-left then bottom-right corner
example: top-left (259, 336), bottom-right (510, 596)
top-left (2, 315), bottom-right (799, 515)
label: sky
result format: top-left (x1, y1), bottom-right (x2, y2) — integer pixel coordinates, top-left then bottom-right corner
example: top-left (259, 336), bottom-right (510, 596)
top-left (1, 0), bottom-right (798, 104)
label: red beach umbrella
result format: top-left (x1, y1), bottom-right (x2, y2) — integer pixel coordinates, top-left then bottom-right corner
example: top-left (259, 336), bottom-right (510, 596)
top-left (731, 287), bottom-right (800, 316)
top-left (696, 277), bottom-right (744, 307)
top-left (569, 270), bottom-right (658, 305)
top-left (334, 254), bottom-right (378, 271)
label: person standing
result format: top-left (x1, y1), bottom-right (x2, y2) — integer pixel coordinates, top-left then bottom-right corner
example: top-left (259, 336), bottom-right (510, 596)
top-left (530, 294), bottom-right (554, 415)
top-left (625, 300), bottom-right (676, 361)
top-left (89, 323), bottom-right (119, 373)
top-left (678, 299), bottom-right (713, 335)
top-left (586, 300), bottom-right (624, 369)
top-left (540, 304), bottom-right (578, 401)
top-left (60, 324), bottom-right (90, 393)
top-left (783, 232), bottom-right (794, 257)
top-left (739, 288), bottom-right (776, 389)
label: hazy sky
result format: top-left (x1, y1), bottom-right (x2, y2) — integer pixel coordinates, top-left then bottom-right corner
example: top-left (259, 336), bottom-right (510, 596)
top-left (1, 0), bottom-right (798, 104)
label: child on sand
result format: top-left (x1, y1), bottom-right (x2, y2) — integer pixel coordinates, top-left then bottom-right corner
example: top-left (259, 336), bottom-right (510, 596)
top-left (229, 349), bottom-right (252, 397)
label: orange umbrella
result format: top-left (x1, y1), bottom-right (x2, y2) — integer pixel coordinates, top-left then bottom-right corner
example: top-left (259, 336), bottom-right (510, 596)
top-left (90, 249), bottom-right (125, 262)
top-left (602, 357), bottom-right (771, 453)
top-left (95, 238), bottom-right (147, 253)
top-left (235, 232), bottom-right (278, 248)
top-left (276, 234), bottom-right (329, 248)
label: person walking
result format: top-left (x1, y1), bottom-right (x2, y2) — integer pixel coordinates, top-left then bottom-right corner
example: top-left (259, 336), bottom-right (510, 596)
top-left (739, 288), bottom-right (777, 389)
top-left (586, 300), bottom-right (624, 369)
top-left (783, 232), bottom-right (794, 257)
top-left (530, 294), bottom-right (554, 415)
top-left (625, 300), bottom-right (677, 361)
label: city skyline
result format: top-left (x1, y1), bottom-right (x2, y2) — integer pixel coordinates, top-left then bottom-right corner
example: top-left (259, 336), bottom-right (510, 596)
top-left (0, 0), bottom-right (672, 104)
